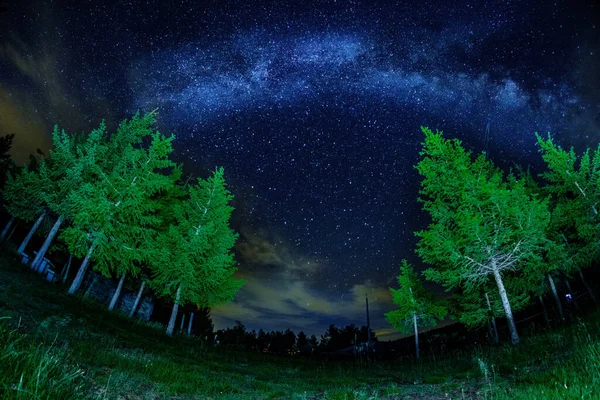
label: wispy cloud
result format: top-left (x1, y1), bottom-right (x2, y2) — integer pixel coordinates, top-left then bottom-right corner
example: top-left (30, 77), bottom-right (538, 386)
top-left (235, 227), bottom-right (321, 278)
top-left (0, 5), bottom-right (114, 163)
top-left (212, 268), bottom-right (398, 339)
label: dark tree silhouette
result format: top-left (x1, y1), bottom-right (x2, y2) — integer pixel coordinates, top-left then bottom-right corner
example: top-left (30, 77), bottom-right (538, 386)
top-left (0, 133), bottom-right (15, 192)
top-left (297, 331), bottom-right (308, 349)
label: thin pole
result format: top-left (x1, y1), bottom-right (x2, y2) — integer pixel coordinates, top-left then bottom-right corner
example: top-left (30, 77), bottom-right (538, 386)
top-left (366, 295), bottom-right (371, 359)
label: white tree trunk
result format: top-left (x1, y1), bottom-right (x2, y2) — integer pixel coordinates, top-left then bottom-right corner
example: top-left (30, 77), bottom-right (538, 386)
top-left (180, 313), bottom-right (186, 331)
top-left (187, 312), bottom-right (194, 336)
top-left (61, 254), bottom-right (73, 283)
top-left (166, 283), bottom-right (182, 336)
top-left (539, 295), bottom-right (550, 326)
top-left (577, 268), bottom-right (597, 303)
top-left (548, 274), bottom-right (564, 321)
top-left (18, 212), bottom-right (45, 255)
top-left (129, 281), bottom-right (145, 318)
top-left (6, 223), bottom-right (17, 241)
top-left (30, 214), bottom-right (64, 270)
top-left (1, 216), bottom-right (15, 239)
top-left (67, 243), bottom-right (96, 295)
top-left (413, 312), bottom-right (419, 359)
top-left (493, 268), bottom-right (519, 345)
top-left (108, 273), bottom-right (126, 311)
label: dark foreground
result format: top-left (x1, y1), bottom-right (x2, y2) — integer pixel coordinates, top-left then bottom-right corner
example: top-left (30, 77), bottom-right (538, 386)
top-left (0, 250), bottom-right (598, 399)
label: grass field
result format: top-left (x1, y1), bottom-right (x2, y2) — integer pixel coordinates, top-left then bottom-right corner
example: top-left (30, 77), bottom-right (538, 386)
top-left (1, 248), bottom-right (599, 399)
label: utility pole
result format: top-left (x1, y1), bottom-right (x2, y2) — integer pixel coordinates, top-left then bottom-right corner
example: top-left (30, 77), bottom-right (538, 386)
top-left (366, 295), bottom-right (371, 359)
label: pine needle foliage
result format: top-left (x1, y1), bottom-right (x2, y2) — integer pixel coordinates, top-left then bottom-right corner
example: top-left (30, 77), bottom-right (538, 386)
top-left (535, 133), bottom-right (600, 269)
top-left (3, 163), bottom-right (47, 222)
top-left (414, 127), bottom-right (550, 344)
top-left (61, 112), bottom-right (176, 283)
top-left (151, 167), bottom-right (244, 309)
top-left (385, 260), bottom-right (447, 334)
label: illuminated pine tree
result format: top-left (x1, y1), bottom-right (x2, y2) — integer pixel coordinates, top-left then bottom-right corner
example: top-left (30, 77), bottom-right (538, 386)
top-left (453, 279), bottom-right (528, 344)
top-left (415, 127), bottom-right (549, 345)
top-left (28, 123), bottom-right (106, 271)
top-left (2, 162), bottom-right (48, 254)
top-left (63, 112), bottom-right (176, 300)
top-left (151, 167), bottom-right (245, 336)
top-left (535, 133), bottom-right (600, 303)
top-left (385, 260), bottom-right (447, 359)
top-left (512, 167), bottom-right (570, 321)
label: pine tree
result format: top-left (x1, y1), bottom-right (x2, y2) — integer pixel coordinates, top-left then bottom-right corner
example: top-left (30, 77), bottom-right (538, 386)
top-left (2, 161), bottom-right (48, 254)
top-left (508, 167), bottom-right (569, 321)
top-left (415, 127), bottom-right (549, 345)
top-left (63, 112), bottom-right (176, 298)
top-left (385, 260), bottom-right (447, 359)
top-left (297, 331), bottom-right (308, 349)
top-left (151, 167), bottom-right (244, 336)
top-left (453, 279), bottom-right (528, 344)
top-left (29, 123), bottom-right (106, 271)
top-left (535, 133), bottom-right (600, 303)
top-left (0, 133), bottom-right (15, 192)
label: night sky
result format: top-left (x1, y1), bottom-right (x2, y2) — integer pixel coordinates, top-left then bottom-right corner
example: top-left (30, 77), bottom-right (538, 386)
top-left (1, 0), bottom-right (598, 340)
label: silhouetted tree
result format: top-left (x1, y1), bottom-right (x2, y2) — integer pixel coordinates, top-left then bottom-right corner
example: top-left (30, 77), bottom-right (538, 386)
top-left (0, 133), bottom-right (15, 192)
top-left (192, 307), bottom-right (214, 341)
top-left (297, 331), bottom-right (308, 349)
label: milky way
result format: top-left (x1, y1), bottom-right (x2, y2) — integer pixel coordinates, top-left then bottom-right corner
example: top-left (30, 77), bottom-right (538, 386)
top-left (1, 0), bottom-right (598, 338)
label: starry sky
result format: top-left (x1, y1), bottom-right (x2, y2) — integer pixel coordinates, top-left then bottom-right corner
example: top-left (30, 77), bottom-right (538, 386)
top-left (1, 0), bottom-right (598, 340)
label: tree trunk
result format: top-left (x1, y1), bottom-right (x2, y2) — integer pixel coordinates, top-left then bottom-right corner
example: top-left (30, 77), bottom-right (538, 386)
top-left (61, 254), bottom-right (72, 283)
top-left (18, 212), bottom-right (45, 255)
top-left (548, 274), bottom-right (564, 321)
top-left (187, 312), bottom-right (194, 336)
top-left (564, 278), bottom-right (581, 313)
top-left (30, 214), bottom-right (64, 270)
top-left (485, 292), bottom-right (499, 345)
top-left (539, 295), bottom-right (550, 326)
top-left (108, 273), bottom-right (126, 311)
top-left (413, 312), bottom-right (419, 359)
top-left (180, 313), bottom-right (186, 331)
top-left (7, 223), bottom-right (17, 241)
top-left (67, 243), bottom-right (96, 295)
top-left (493, 268), bottom-right (519, 345)
top-left (1, 216), bottom-right (15, 239)
top-left (166, 283), bottom-right (182, 336)
top-left (577, 268), bottom-right (597, 303)
top-left (129, 281), bottom-right (145, 318)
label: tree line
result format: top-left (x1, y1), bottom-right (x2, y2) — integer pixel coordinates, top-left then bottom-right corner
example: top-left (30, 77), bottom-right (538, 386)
top-left (0, 111), bottom-right (243, 336)
top-left (213, 321), bottom-right (376, 356)
top-left (385, 127), bottom-right (600, 357)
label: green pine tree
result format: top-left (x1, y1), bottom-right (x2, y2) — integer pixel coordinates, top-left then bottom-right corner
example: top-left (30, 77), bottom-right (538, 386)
top-left (385, 260), bottom-right (447, 359)
top-left (453, 278), bottom-right (528, 344)
top-left (2, 160), bottom-right (48, 253)
top-left (63, 112), bottom-right (176, 300)
top-left (29, 122), bottom-right (107, 271)
top-left (415, 127), bottom-right (549, 345)
top-left (535, 133), bottom-right (600, 303)
top-left (512, 167), bottom-right (570, 321)
top-left (151, 167), bottom-right (245, 336)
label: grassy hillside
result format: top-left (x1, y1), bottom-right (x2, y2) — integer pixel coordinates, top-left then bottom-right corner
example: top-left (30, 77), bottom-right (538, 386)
top-left (1, 248), bottom-right (599, 399)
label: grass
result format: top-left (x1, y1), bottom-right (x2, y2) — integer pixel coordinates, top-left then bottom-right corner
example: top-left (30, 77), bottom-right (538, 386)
top-left (0, 318), bottom-right (85, 399)
top-left (1, 247), bottom-right (599, 399)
